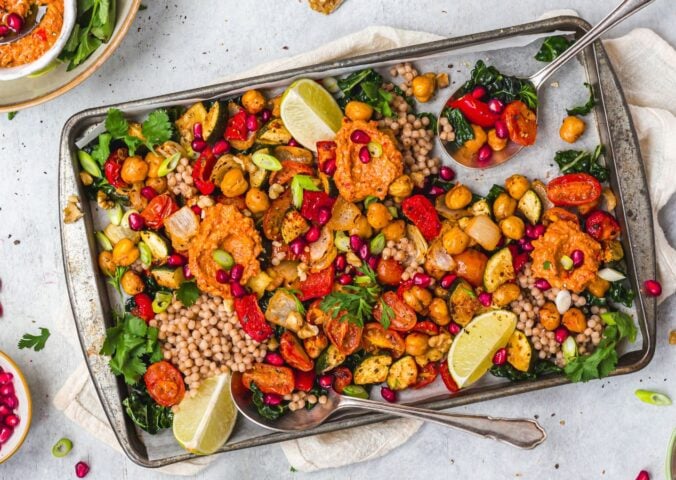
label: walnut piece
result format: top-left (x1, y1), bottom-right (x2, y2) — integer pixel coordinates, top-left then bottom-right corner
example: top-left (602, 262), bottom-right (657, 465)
top-left (308, 0), bottom-right (344, 15)
top-left (63, 195), bottom-right (84, 224)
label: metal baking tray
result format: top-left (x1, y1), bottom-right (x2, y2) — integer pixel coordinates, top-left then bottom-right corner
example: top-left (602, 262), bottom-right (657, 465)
top-left (58, 16), bottom-right (656, 467)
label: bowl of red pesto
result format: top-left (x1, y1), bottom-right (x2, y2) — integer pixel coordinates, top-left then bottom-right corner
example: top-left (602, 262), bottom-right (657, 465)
top-left (0, 0), bottom-right (76, 81)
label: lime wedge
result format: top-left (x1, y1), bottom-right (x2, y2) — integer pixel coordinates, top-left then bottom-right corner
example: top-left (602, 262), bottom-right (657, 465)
top-left (447, 310), bottom-right (517, 388)
top-left (173, 374), bottom-right (237, 455)
top-left (280, 78), bottom-right (343, 151)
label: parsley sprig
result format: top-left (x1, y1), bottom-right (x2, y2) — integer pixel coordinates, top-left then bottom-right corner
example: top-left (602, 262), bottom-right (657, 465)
top-left (320, 265), bottom-right (393, 328)
top-left (107, 266), bottom-right (128, 296)
top-left (18, 327), bottom-right (51, 352)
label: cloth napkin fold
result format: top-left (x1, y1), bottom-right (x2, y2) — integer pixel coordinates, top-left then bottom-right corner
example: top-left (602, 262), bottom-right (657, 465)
top-left (54, 25), bottom-right (676, 475)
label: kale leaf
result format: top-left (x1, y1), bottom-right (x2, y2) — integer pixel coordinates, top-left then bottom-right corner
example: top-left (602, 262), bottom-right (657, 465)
top-left (460, 60), bottom-right (538, 110)
top-left (566, 82), bottom-right (596, 116)
top-left (608, 281), bottom-right (635, 308)
top-left (337, 69), bottom-right (394, 117)
top-left (485, 184), bottom-right (506, 206)
top-left (554, 144), bottom-right (609, 182)
top-left (490, 361), bottom-right (561, 381)
top-left (250, 383), bottom-right (287, 420)
top-left (535, 36), bottom-right (572, 62)
top-left (123, 383), bottom-right (173, 434)
top-left (442, 107), bottom-right (474, 149)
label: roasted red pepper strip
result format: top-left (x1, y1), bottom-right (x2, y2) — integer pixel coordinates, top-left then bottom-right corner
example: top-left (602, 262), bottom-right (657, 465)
top-left (298, 265), bottom-right (335, 301)
top-left (413, 362), bottom-right (439, 389)
top-left (234, 294), bottom-right (274, 342)
top-left (401, 194), bottom-right (442, 241)
top-left (396, 279), bottom-right (414, 299)
top-left (140, 194), bottom-right (178, 229)
top-left (224, 110), bottom-right (248, 141)
top-left (585, 210), bottom-right (621, 241)
top-left (293, 370), bottom-right (316, 392)
top-left (132, 293), bottom-right (154, 322)
top-left (449, 94), bottom-right (499, 128)
top-left (412, 320), bottom-right (440, 336)
top-left (439, 361), bottom-right (460, 393)
top-left (280, 331), bottom-right (314, 372)
top-left (192, 146), bottom-right (217, 195)
top-left (300, 191), bottom-right (336, 224)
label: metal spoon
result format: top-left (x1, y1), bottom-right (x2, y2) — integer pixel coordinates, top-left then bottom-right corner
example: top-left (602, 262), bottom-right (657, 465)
top-left (0, 6), bottom-right (48, 46)
top-left (438, 0), bottom-right (654, 169)
top-left (230, 372), bottom-right (546, 449)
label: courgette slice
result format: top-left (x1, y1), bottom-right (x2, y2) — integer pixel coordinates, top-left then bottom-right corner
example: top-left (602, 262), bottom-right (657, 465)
top-left (273, 145), bottom-right (314, 165)
top-left (175, 102), bottom-right (208, 150)
top-left (483, 247), bottom-right (516, 293)
top-left (449, 279), bottom-right (480, 327)
top-left (203, 101), bottom-right (227, 142)
top-left (315, 344), bottom-right (346, 374)
top-left (151, 267), bottom-right (185, 289)
top-left (470, 198), bottom-right (491, 217)
top-left (506, 330), bottom-right (533, 372)
top-left (257, 119), bottom-right (292, 145)
top-left (140, 231), bottom-right (169, 260)
top-left (354, 355), bottom-right (393, 385)
top-left (517, 189), bottom-right (542, 225)
top-left (386, 356), bottom-right (418, 390)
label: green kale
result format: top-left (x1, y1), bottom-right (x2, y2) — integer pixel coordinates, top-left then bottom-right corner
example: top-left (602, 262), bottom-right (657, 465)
top-left (554, 145), bottom-right (609, 182)
top-left (535, 36), bottom-right (572, 62)
top-left (443, 107), bottom-right (474, 149)
top-left (337, 69), bottom-right (394, 117)
top-left (607, 281), bottom-right (635, 308)
top-left (566, 82), bottom-right (596, 116)
top-left (123, 384), bottom-right (173, 434)
top-left (250, 383), bottom-right (287, 420)
top-left (485, 184), bottom-right (506, 206)
top-left (490, 361), bottom-right (561, 381)
top-left (460, 60), bottom-right (538, 110)
top-left (417, 112), bottom-right (438, 132)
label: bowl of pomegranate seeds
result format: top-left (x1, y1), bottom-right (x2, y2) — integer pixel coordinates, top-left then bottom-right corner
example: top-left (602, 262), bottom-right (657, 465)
top-left (0, 352), bottom-right (31, 464)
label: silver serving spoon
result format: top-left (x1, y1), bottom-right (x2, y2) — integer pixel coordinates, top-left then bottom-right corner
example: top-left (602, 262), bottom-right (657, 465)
top-left (230, 372), bottom-right (546, 449)
top-left (0, 5), bottom-right (48, 46)
top-left (438, 0), bottom-right (654, 169)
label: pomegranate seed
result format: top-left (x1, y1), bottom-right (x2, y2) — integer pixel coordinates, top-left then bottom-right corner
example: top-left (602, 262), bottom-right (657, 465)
top-left (644, 279), bottom-right (662, 297)
top-left (0, 373), bottom-right (12, 385)
top-left (494, 120), bottom-right (509, 139)
top-left (191, 138), bottom-right (207, 153)
top-left (477, 144), bottom-right (493, 163)
top-left (367, 255), bottom-right (379, 270)
top-left (428, 186), bottom-right (445, 196)
top-left (230, 264), bottom-right (244, 282)
top-left (140, 186), bottom-right (158, 200)
top-left (246, 114), bottom-right (259, 132)
top-left (449, 322), bottom-right (461, 335)
top-left (350, 129), bottom-right (371, 144)
top-left (0, 405), bottom-right (9, 416)
top-left (0, 384), bottom-right (13, 397)
top-left (439, 166), bottom-right (455, 181)
top-left (358, 146), bottom-right (371, 164)
top-left (521, 240), bottom-right (534, 253)
top-left (215, 269), bottom-right (229, 284)
top-left (571, 249), bottom-right (584, 268)
top-left (6, 13), bottom-right (23, 33)
top-left (513, 253), bottom-right (529, 272)
top-left (349, 235), bottom-right (364, 251)
top-left (166, 253), bottom-right (186, 267)
top-left (487, 98), bottom-right (504, 114)
top-left (305, 225), bottom-right (321, 243)
top-left (265, 352), bottom-right (284, 366)
top-left (261, 109), bottom-right (272, 122)
top-left (75, 461), bottom-right (90, 478)
top-left (191, 205), bottom-right (202, 216)
top-left (492, 348), bottom-right (507, 365)
top-left (413, 273), bottom-right (432, 288)
top-left (0, 426), bottom-right (13, 443)
top-left (288, 138), bottom-right (299, 147)
top-left (440, 273), bottom-right (457, 289)
top-left (337, 274), bottom-right (353, 285)
top-left (478, 292), bottom-right (492, 307)
top-left (127, 213), bottom-right (145, 231)
top-left (230, 282), bottom-right (246, 298)
top-left (263, 393), bottom-right (282, 406)
top-left (289, 238), bottom-right (306, 256)
top-left (380, 386), bottom-right (397, 403)
top-left (4, 414), bottom-right (19, 428)
top-left (534, 278), bottom-right (551, 291)
top-left (334, 254), bottom-right (346, 271)
top-left (554, 327), bottom-right (570, 344)
top-left (212, 139), bottom-right (230, 156)
top-left (318, 374), bottom-right (333, 389)
top-left (358, 243), bottom-right (370, 261)
top-left (0, 25), bottom-right (9, 37)
top-left (321, 158), bottom-right (337, 176)
top-left (525, 224), bottom-right (535, 239)
top-left (635, 471), bottom-right (649, 480)
top-left (471, 86), bottom-right (487, 99)
top-left (532, 224), bottom-right (545, 238)
top-left (192, 122), bottom-right (203, 140)
top-left (316, 207), bottom-right (332, 226)
top-left (182, 264), bottom-right (194, 280)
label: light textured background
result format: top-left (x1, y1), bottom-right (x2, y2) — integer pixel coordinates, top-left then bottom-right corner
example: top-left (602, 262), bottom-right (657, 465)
top-left (1, 1), bottom-right (675, 479)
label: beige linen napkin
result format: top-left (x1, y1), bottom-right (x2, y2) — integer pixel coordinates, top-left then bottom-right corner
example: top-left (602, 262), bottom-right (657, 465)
top-left (54, 26), bottom-right (676, 474)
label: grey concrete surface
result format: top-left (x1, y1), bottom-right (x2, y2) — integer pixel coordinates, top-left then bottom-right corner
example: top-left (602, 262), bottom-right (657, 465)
top-left (0, 1), bottom-right (675, 478)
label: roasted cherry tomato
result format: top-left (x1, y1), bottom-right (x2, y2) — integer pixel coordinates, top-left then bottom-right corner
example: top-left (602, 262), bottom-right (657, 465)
top-left (269, 160), bottom-right (315, 186)
top-left (242, 363), bottom-right (295, 396)
top-left (376, 258), bottom-right (404, 286)
top-left (331, 366), bottom-right (353, 394)
top-left (374, 291), bottom-right (417, 332)
top-left (547, 173), bottom-right (602, 207)
top-left (401, 195), bottom-right (442, 241)
top-left (439, 361), bottom-right (460, 393)
top-left (396, 279), bottom-right (414, 299)
top-left (301, 191), bottom-right (336, 224)
top-left (280, 331), bottom-right (314, 372)
top-left (448, 94), bottom-right (499, 128)
top-left (361, 322), bottom-right (405, 358)
top-left (323, 315), bottom-right (363, 356)
top-left (298, 265), bottom-right (335, 301)
top-left (293, 369), bottom-right (316, 392)
top-left (103, 148), bottom-right (129, 189)
top-left (140, 194), bottom-right (179, 229)
top-left (502, 100), bottom-right (537, 146)
top-left (306, 299), bottom-right (331, 325)
top-left (144, 361), bottom-right (186, 407)
top-left (224, 110), bottom-right (248, 141)
top-left (316, 140), bottom-right (337, 169)
top-left (585, 210), bottom-right (621, 241)
top-left (192, 146), bottom-right (217, 195)
top-left (131, 293), bottom-right (154, 322)
top-left (412, 320), bottom-right (439, 336)
top-left (234, 294), bottom-right (274, 342)
top-left (413, 362), bottom-right (439, 390)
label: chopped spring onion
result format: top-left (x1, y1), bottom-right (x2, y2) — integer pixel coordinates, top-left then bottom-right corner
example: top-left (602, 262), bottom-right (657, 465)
top-left (138, 242), bottom-right (152, 268)
top-left (157, 152), bottom-right (181, 177)
top-left (212, 249), bottom-right (234, 270)
top-left (560, 255), bottom-right (574, 271)
top-left (363, 195), bottom-right (378, 209)
top-left (367, 142), bottom-right (383, 158)
top-left (334, 231), bottom-right (350, 252)
top-left (252, 151), bottom-right (282, 171)
top-left (342, 384), bottom-right (369, 399)
top-left (152, 291), bottom-right (173, 314)
top-left (322, 77), bottom-right (340, 94)
top-left (107, 203), bottom-right (124, 226)
top-left (78, 150), bottom-right (101, 178)
top-left (51, 437), bottom-right (73, 458)
top-left (96, 231), bottom-right (113, 251)
top-left (597, 267), bottom-right (626, 282)
top-left (370, 233), bottom-right (386, 255)
top-left (290, 175), bottom-right (320, 209)
top-left (635, 389), bottom-right (672, 406)
top-left (387, 206), bottom-right (399, 218)
top-left (562, 336), bottom-right (578, 363)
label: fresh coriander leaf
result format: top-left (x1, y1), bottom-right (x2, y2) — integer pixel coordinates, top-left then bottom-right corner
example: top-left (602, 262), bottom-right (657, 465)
top-left (142, 110), bottom-right (173, 150)
top-left (122, 135), bottom-right (143, 156)
top-left (566, 82), bottom-right (596, 116)
top-left (106, 108), bottom-right (130, 138)
top-left (91, 133), bottom-right (112, 165)
top-left (18, 327), bottom-right (51, 351)
top-left (7, 111), bottom-right (17, 120)
top-left (69, 33), bottom-right (102, 70)
top-left (139, 4), bottom-right (148, 10)
top-left (176, 281), bottom-right (199, 307)
top-left (378, 298), bottom-right (393, 330)
top-left (601, 311), bottom-right (637, 342)
top-left (535, 35), bottom-right (572, 62)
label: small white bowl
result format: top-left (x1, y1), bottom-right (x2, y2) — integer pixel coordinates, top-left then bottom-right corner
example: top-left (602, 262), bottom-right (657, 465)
top-left (0, 352), bottom-right (32, 464)
top-left (0, 0), bottom-right (77, 81)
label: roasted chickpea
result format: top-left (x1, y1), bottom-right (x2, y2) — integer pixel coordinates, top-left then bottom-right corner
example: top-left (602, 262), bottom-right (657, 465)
top-left (145, 151), bottom-right (164, 178)
top-left (112, 238), bottom-right (140, 266)
top-left (245, 187), bottom-right (270, 214)
top-left (505, 174), bottom-right (530, 200)
top-left (411, 74), bottom-right (436, 103)
top-left (442, 226), bottom-right (470, 255)
top-left (242, 89), bottom-right (266, 115)
top-left (269, 96), bottom-right (282, 118)
top-left (562, 308), bottom-right (586, 333)
top-left (402, 286), bottom-right (433, 315)
top-left (428, 297), bottom-right (451, 326)
top-left (492, 283), bottom-right (521, 307)
top-left (492, 193), bottom-right (517, 221)
top-left (382, 220), bottom-right (406, 242)
top-left (388, 174), bottom-right (413, 198)
top-left (345, 101), bottom-right (374, 121)
top-left (349, 215), bottom-right (373, 238)
top-left (121, 270), bottom-right (145, 295)
top-left (405, 332), bottom-right (430, 356)
top-left (539, 302), bottom-right (561, 331)
top-left (445, 184), bottom-right (472, 210)
top-left (366, 202), bottom-right (392, 230)
top-left (487, 129), bottom-right (508, 152)
top-left (98, 251), bottom-right (116, 276)
top-left (499, 216), bottom-right (525, 240)
top-left (220, 168), bottom-right (248, 197)
top-left (145, 176), bottom-right (168, 194)
top-left (462, 124), bottom-right (487, 155)
top-left (559, 115), bottom-right (586, 143)
top-left (121, 155), bottom-right (149, 184)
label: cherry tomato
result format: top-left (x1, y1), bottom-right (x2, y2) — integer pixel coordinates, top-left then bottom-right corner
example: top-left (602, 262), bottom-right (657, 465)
top-left (331, 366), bottom-right (353, 394)
top-left (234, 294), bottom-right (274, 342)
top-left (502, 100), bottom-right (537, 146)
top-left (412, 320), bottom-right (439, 336)
top-left (376, 258), bottom-right (404, 286)
top-left (242, 363), bottom-right (295, 396)
top-left (413, 362), bottom-right (439, 390)
top-left (374, 291), bottom-right (417, 332)
top-left (323, 315), bottom-right (363, 356)
top-left (132, 293), bottom-right (154, 322)
top-left (280, 331), bottom-right (314, 372)
top-left (449, 94), bottom-right (499, 128)
top-left (401, 195), bottom-right (442, 241)
top-left (293, 370), bottom-right (316, 392)
top-left (396, 279), bottom-right (414, 299)
top-left (144, 361), bottom-right (185, 407)
top-left (224, 110), bottom-right (248, 141)
top-left (140, 194), bottom-right (179, 229)
top-left (439, 361), bottom-right (460, 393)
top-left (585, 210), bottom-right (621, 241)
top-left (361, 322), bottom-right (405, 358)
top-left (547, 173), bottom-right (602, 207)
top-left (298, 265), bottom-right (335, 301)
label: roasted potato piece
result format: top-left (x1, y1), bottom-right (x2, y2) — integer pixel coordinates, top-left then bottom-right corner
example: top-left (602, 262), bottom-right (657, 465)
top-left (386, 356), bottom-right (418, 390)
top-left (353, 355), bottom-right (393, 385)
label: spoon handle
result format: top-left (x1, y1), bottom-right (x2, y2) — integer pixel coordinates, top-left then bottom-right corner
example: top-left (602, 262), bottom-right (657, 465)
top-left (529, 0), bottom-right (653, 88)
top-left (339, 396), bottom-right (546, 449)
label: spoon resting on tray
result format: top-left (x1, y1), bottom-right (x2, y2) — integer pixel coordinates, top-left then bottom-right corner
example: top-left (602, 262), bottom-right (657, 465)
top-left (0, 6), bottom-right (48, 46)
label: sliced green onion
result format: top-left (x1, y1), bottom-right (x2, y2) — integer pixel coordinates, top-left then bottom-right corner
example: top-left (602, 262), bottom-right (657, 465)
top-left (635, 389), bottom-right (672, 406)
top-left (252, 151), bottom-right (282, 171)
top-left (562, 336), bottom-right (578, 363)
top-left (367, 142), bottom-right (383, 158)
top-left (138, 242), bottom-right (152, 269)
top-left (121, 209), bottom-right (139, 229)
top-left (387, 206), bottom-right (398, 219)
top-left (107, 203), bottom-right (124, 226)
top-left (342, 385), bottom-right (369, 399)
top-left (322, 76), bottom-right (340, 94)
top-left (290, 174), bottom-right (320, 209)
top-left (560, 255), bottom-right (573, 271)
top-left (78, 150), bottom-right (101, 178)
top-left (212, 249), bottom-right (234, 270)
top-left (363, 196), bottom-right (378, 209)
top-left (157, 152), bottom-right (181, 177)
top-left (334, 231), bottom-right (350, 252)
top-left (152, 291), bottom-right (173, 314)
top-left (52, 437), bottom-right (73, 458)
top-left (96, 231), bottom-right (113, 251)
top-left (370, 233), bottom-right (386, 255)
top-left (597, 267), bottom-right (626, 282)
top-left (354, 275), bottom-right (373, 287)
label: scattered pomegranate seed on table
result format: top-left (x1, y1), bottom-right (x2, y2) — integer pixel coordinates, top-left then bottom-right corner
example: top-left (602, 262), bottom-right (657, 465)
top-left (643, 279), bottom-right (662, 297)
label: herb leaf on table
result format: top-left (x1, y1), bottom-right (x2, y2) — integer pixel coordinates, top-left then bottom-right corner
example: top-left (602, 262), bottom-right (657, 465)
top-left (566, 82), bottom-right (596, 116)
top-left (18, 327), bottom-right (51, 352)
top-left (535, 36), bottom-right (572, 62)
top-left (554, 144), bottom-right (609, 182)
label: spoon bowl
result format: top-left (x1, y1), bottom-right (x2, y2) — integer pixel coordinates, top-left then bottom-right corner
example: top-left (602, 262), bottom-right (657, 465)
top-left (0, 6), bottom-right (48, 46)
